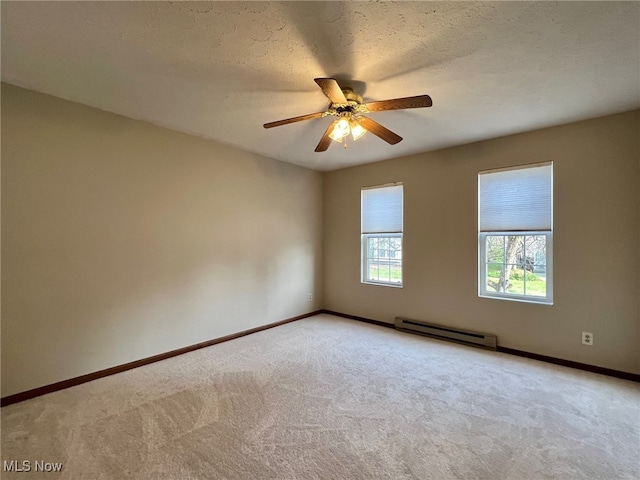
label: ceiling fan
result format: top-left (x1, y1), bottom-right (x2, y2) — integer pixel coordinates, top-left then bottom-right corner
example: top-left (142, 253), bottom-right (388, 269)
top-left (263, 78), bottom-right (433, 152)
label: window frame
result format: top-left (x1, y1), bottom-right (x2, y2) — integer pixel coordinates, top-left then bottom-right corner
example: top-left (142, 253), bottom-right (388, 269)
top-left (477, 162), bottom-right (553, 305)
top-left (478, 231), bottom-right (553, 304)
top-left (361, 182), bottom-right (403, 288)
top-left (361, 232), bottom-right (403, 287)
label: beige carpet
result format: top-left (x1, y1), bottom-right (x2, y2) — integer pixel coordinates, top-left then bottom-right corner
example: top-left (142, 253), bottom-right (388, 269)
top-left (2, 314), bottom-right (639, 479)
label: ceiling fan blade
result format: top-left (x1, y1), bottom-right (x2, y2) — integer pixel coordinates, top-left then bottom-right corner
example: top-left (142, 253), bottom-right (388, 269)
top-left (365, 95), bottom-right (432, 112)
top-left (358, 116), bottom-right (403, 145)
top-left (263, 112), bottom-right (325, 129)
top-left (315, 121), bottom-right (336, 152)
top-left (314, 78), bottom-right (348, 104)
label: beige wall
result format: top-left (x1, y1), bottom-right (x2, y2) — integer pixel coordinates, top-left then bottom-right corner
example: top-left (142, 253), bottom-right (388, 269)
top-left (1, 84), bottom-right (323, 396)
top-left (324, 110), bottom-right (640, 374)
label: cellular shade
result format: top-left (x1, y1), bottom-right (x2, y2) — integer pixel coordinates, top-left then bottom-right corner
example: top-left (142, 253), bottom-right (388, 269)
top-left (479, 163), bottom-right (552, 232)
top-left (362, 184), bottom-right (403, 233)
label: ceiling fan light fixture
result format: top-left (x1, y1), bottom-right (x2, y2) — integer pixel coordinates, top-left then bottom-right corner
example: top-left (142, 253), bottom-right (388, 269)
top-left (350, 119), bottom-right (367, 141)
top-left (329, 117), bottom-right (350, 142)
top-left (328, 130), bottom-right (343, 142)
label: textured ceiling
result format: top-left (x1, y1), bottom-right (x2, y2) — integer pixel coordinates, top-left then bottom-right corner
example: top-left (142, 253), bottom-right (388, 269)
top-left (2, 2), bottom-right (639, 171)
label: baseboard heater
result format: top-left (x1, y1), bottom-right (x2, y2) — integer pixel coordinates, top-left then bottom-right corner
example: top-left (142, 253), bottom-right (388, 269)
top-left (395, 317), bottom-right (497, 351)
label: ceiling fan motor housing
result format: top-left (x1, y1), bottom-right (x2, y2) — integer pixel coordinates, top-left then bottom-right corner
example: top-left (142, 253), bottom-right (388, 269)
top-left (332, 88), bottom-right (368, 116)
top-left (340, 87), bottom-right (363, 105)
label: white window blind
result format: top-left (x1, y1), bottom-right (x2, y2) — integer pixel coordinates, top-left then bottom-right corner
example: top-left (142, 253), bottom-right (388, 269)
top-left (479, 163), bottom-right (552, 232)
top-left (362, 184), bottom-right (403, 233)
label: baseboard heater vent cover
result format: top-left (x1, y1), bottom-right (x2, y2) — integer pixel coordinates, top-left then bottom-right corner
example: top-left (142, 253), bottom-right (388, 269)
top-left (395, 317), bottom-right (497, 350)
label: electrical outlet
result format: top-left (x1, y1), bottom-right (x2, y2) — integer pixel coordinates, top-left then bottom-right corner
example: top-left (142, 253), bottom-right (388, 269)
top-left (582, 332), bottom-right (593, 346)
top-left (308, 293), bottom-right (312, 302)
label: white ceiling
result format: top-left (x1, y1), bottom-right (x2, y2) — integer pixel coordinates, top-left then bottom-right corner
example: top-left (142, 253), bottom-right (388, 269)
top-left (2, 2), bottom-right (639, 171)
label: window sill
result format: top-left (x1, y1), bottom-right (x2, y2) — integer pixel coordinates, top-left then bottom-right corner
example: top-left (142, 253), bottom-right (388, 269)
top-left (362, 281), bottom-right (403, 288)
top-left (479, 293), bottom-right (553, 305)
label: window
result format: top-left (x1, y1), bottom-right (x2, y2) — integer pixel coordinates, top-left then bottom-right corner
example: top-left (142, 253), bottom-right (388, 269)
top-left (361, 183), bottom-right (403, 286)
top-left (478, 163), bottom-right (553, 304)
